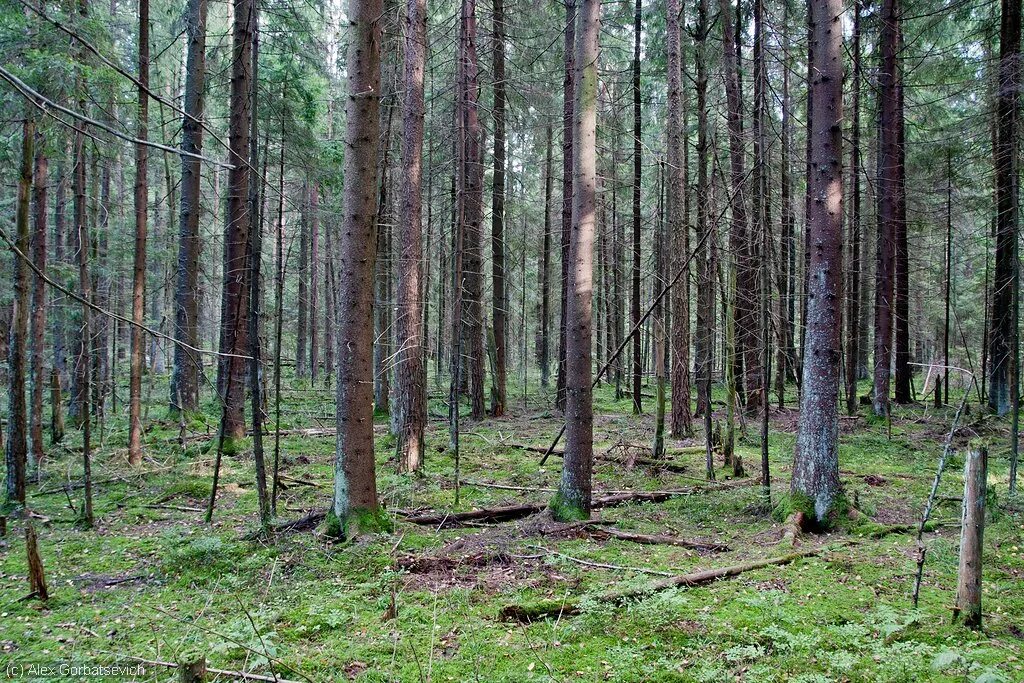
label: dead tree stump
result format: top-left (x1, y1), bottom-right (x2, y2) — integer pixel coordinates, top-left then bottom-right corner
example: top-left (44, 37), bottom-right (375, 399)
top-left (178, 656), bottom-right (206, 683)
top-left (954, 447), bottom-right (987, 629)
top-left (25, 520), bottom-right (48, 601)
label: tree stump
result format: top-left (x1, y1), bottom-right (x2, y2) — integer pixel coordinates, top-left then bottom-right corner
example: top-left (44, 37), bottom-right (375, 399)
top-left (25, 520), bottom-right (48, 601)
top-left (178, 656), bottom-right (206, 683)
top-left (954, 447), bottom-right (987, 629)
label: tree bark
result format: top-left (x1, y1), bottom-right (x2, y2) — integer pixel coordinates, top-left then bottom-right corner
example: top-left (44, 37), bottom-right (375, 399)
top-left (954, 447), bottom-right (987, 629)
top-left (694, 0), bottom-right (714, 422)
top-left (128, 0), bottom-right (150, 466)
top-left (792, 0), bottom-right (844, 526)
top-left (29, 134), bottom-right (48, 471)
top-left (297, 185), bottom-right (309, 378)
top-left (332, 0), bottom-right (383, 538)
top-left (552, 0), bottom-right (599, 522)
top-left (873, 0), bottom-right (899, 418)
top-left (217, 0), bottom-right (254, 441)
top-left (170, 0), bottom-right (208, 415)
top-left (537, 123), bottom-right (553, 387)
top-left (668, 0), bottom-right (692, 437)
top-left (845, 0), bottom-right (863, 415)
top-left (556, 0), bottom-right (576, 412)
top-left (309, 185), bottom-right (320, 382)
top-left (989, 0), bottom-right (1021, 415)
top-left (490, 0), bottom-right (507, 417)
top-left (630, 0), bottom-right (643, 415)
top-left (395, 0), bottom-right (427, 472)
top-left (5, 119), bottom-right (33, 505)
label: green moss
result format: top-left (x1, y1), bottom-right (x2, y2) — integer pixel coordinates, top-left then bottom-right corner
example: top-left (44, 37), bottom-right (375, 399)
top-left (324, 506), bottom-right (392, 540)
top-left (774, 490), bottom-right (848, 531)
top-left (220, 436), bottom-right (246, 456)
top-left (549, 491), bottom-right (589, 522)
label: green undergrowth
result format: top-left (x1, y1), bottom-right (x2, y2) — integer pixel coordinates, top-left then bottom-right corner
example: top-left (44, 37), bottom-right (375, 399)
top-left (0, 374), bottom-right (1021, 681)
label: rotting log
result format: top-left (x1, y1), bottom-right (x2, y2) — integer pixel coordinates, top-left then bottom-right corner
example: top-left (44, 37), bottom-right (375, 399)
top-left (588, 526), bottom-right (729, 552)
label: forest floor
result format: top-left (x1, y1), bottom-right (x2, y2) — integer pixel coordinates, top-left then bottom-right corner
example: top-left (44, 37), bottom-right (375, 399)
top-left (1, 373), bottom-right (1022, 682)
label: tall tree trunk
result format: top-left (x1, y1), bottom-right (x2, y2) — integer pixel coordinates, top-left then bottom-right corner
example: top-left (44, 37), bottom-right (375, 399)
top-left (873, 0), bottom-right (899, 418)
top-left (490, 0), bottom-right (507, 417)
top-left (170, 0), bottom-right (208, 415)
top-left (461, 0), bottom-right (485, 420)
top-left (128, 0), bottom-right (150, 466)
top-left (5, 119), bottom-right (33, 505)
top-left (217, 0), bottom-right (254, 441)
top-left (332, 0), bottom-right (383, 538)
top-left (668, 0), bottom-right (692, 437)
top-left (752, 0), bottom-right (770, 493)
top-left (52, 156), bottom-right (69, 433)
top-left (553, 0), bottom-right (599, 522)
top-left (630, 0), bottom-right (643, 415)
top-left (73, 89), bottom-right (94, 526)
top-left (989, 0), bottom-right (1021, 416)
top-left (556, 0), bottom-right (576, 412)
top-left (845, 0), bottom-right (863, 415)
top-left (374, 106), bottom-right (393, 414)
top-left (309, 185), bottom-right (320, 382)
top-left (893, 32), bottom-right (911, 405)
top-left (537, 123), bottom-right (553, 386)
top-left (297, 186), bottom-right (309, 378)
top-left (694, 0), bottom-right (714, 420)
top-left (29, 135), bottom-right (48, 471)
top-left (793, 0), bottom-right (844, 526)
top-left (777, 0), bottom-right (796, 405)
top-left (721, 0), bottom-right (760, 414)
top-left (395, 0), bottom-right (427, 472)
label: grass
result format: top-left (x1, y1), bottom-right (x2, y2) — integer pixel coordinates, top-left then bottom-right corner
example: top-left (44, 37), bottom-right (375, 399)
top-left (0, 371), bottom-right (1022, 682)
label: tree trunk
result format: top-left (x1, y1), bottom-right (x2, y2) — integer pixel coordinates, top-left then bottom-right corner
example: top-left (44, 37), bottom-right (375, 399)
top-left (954, 447), bottom-right (988, 629)
top-left (29, 135), bottom-right (47, 471)
top-left (309, 185), bottom-right (320, 382)
top-left (873, 0), bottom-right (899, 418)
top-left (395, 0), bottom-right (427, 472)
top-left (668, 0), bottom-right (692, 437)
top-left (694, 0), bottom-right (714, 421)
top-left (553, 0), bottom-right (599, 522)
top-left (845, 0), bottom-right (863, 415)
top-left (630, 0), bottom-right (642, 415)
top-left (537, 123), bottom-right (553, 386)
top-left (332, 0), bottom-right (383, 538)
top-left (490, 0), bottom-right (507, 417)
top-left (556, 0), bottom-right (576, 412)
top-left (989, 0), bottom-right (1021, 415)
top-left (217, 0), bottom-right (254, 442)
top-left (5, 119), bottom-right (33, 505)
top-left (792, 0), bottom-right (844, 526)
top-left (170, 0), bottom-right (207, 416)
top-left (128, 0), bottom-right (150, 466)
top-left (893, 34), bottom-right (911, 405)
top-left (297, 185), bottom-right (309, 378)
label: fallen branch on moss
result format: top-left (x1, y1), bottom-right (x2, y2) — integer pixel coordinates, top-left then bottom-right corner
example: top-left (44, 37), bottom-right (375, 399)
top-left (498, 543), bottom-right (851, 622)
top-left (587, 526), bottom-right (730, 552)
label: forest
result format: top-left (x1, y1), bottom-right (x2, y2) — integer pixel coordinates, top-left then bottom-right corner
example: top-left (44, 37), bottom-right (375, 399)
top-left (0, 0), bottom-right (1022, 678)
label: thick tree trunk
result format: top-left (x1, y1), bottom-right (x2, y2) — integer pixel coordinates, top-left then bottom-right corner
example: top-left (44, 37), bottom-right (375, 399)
top-left (893, 40), bottom-right (911, 405)
top-left (395, 0), bottom-right (427, 472)
top-left (668, 0), bottom-right (692, 437)
top-left (553, 0), bottom-right (599, 522)
top-left (873, 0), bottom-right (899, 418)
top-left (217, 0), bottom-right (254, 441)
top-left (128, 0), bottom-right (150, 466)
top-left (630, 0), bottom-right (642, 415)
top-left (777, 0), bottom-right (796, 405)
top-left (332, 0), bottom-right (383, 538)
top-left (989, 0), bottom-right (1021, 415)
top-left (29, 136), bottom-right (47, 470)
top-left (556, 0), bottom-right (576, 412)
top-left (792, 0), bottom-right (844, 526)
top-left (5, 119), bottom-right (33, 505)
top-left (170, 0), bottom-right (207, 415)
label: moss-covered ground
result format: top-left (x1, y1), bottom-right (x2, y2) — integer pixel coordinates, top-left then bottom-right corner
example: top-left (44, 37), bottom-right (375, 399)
top-left (1, 373), bottom-right (1021, 682)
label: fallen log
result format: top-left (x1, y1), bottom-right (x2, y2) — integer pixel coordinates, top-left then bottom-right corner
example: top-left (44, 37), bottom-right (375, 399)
top-left (499, 543), bottom-right (848, 622)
